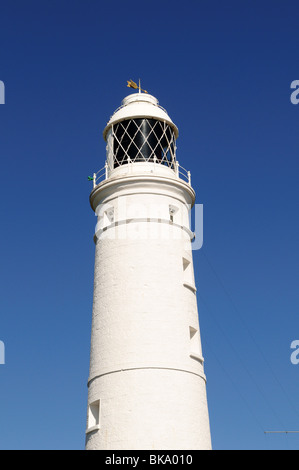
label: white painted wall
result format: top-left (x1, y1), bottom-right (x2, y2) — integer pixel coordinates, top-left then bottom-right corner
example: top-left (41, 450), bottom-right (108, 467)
top-left (85, 168), bottom-right (211, 450)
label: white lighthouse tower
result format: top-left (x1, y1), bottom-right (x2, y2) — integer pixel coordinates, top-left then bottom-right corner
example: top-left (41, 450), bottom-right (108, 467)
top-left (85, 88), bottom-right (212, 450)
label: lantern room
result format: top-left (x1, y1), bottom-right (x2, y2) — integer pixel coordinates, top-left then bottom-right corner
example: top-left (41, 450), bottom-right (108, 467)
top-left (103, 93), bottom-right (179, 172)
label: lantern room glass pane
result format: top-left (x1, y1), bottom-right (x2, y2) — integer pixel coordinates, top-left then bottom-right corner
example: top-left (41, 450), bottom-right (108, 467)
top-left (112, 118), bottom-right (176, 169)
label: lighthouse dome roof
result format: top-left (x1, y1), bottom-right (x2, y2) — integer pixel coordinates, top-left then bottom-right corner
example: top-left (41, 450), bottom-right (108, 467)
top-left (103, 92), bottom-right (178, 140)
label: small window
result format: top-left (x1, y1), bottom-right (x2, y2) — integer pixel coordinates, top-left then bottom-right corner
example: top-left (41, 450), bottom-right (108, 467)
top-left (88, 400), bottom-right (100, 429)
top-left (169, 204), bottom-right (178, 223)
top-left (105, 208), bottom-right (114, 223)
top-left (182, 256), bottom-right (194, 288)
top-left (189, 326), bottom-right (198, 341)
top-left (189, 327), bottom-right (203, 363)
top-left (103, 208), bottom-right (114, 228)
top-left (189, 326), bottom-right (200, 355)
top-left (182, 257), bottom-right (190, 271)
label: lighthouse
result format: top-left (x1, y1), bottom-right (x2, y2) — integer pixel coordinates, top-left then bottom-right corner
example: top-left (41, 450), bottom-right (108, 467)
top-left (85, 87), bottom-right (212, 450)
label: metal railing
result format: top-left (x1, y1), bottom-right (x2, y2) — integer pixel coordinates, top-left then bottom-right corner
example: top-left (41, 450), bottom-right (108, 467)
top-left (89, 160), bottom-right (191, 189)
top-left (176, 162), bottom-right (191, 185)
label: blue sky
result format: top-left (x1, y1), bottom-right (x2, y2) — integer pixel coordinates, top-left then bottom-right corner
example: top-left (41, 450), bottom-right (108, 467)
top-left (0, 0), bottom-right (298, 450)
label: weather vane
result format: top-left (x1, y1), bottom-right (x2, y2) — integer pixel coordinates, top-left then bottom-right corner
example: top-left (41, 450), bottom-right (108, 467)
top-left (127, 79), bottom-right (148, 94)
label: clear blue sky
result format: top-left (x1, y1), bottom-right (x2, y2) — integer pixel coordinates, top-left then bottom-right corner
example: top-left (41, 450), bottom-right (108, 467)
top-left (0, 0), bottom-right (298, 450)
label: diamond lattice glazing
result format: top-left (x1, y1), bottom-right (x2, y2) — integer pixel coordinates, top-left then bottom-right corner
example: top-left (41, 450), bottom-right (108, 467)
top-left (111, 118), bottom-right (176, 169)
